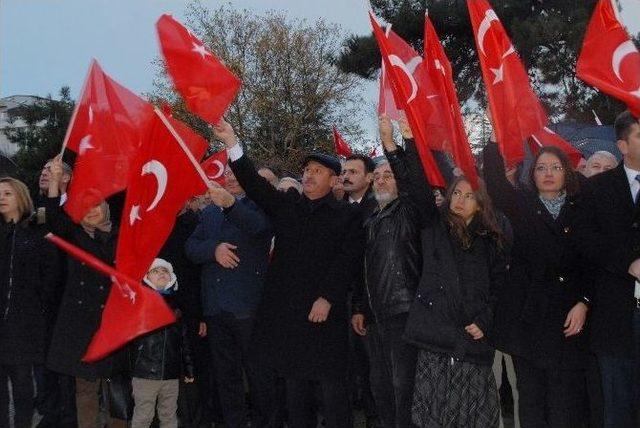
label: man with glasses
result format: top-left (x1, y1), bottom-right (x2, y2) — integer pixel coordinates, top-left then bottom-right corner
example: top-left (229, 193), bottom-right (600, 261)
top-left (349, 116), bottom-right (422, 428)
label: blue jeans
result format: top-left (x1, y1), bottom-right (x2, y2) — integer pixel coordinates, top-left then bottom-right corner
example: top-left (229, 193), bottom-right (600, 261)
top-left (598, 308), bottom-right (640, 428)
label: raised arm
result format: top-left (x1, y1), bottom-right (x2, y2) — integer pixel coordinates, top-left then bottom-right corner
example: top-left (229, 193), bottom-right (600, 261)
top-left (379, 115), bottom-right (438, 227)
top-left (213, 119), bottom-right (288, 217)
top-left (481, 142), bottom-right (521, 221)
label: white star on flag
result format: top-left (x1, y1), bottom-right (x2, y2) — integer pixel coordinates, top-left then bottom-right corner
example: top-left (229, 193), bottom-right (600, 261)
top-left (434, 59), bottom-right (446, 76)
top-left (78, 135), bottom-right (94, 155)
top-left (191, 42), bottom-right (211, 59)
top-left (491, 64), bottom-right (505, 84)
top-left (129, 205), bottom-right (142, 225)
top-left (88, 105), bottom-right (94, 124)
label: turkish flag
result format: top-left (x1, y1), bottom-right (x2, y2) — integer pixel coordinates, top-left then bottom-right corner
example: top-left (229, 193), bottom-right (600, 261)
top-left (467, 0), bottom-right (547, 166)
top-left (84, 109), bottom-right (209, 360)
top-left (333, 126), bottom-right (353, 158)
top-left (64, 60), bottom-right (154, 222)
top-left (423, 14), bottom-right (479, 188)
top-left (577, 0), bottom-right (640, 118)
top-left (157, 14), bottom-right (242, 124)
top-left (45, 233), bottom-right (176, 363)
top-left (376, 25), bottom-right (450, 152)
top-left (529, 127), bottom-right (583, 169)
top-left (201, 150), bottom-right (228, 185)
top-left (369, 11), bottom-right (445, 188)
top-left (378, 61), bottom-right (402, 120)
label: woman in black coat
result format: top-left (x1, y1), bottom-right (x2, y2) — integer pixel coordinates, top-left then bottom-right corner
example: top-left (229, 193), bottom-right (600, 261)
top-left (0, 177), bottom-right (57, 428)
top-left (483, 141), bottom-right (590, 428)
top-left (380, 117), bottom-right (507, 428)
top-left (45, 158), bottom-right (127, 428)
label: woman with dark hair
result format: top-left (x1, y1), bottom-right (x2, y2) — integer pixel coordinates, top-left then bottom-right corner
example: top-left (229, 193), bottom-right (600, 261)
top-left (0, 177), bottom-right (57, 428)
top-left (44, 157), bottom-right (128, 428)
top-left (483, 141), bottom-right (589, 428)
top-left (380, 116), bottom-right (506, 427)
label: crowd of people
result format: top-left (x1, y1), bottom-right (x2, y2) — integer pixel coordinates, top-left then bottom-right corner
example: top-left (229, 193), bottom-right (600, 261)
top-left (0, 110), bottom-right (638, 428)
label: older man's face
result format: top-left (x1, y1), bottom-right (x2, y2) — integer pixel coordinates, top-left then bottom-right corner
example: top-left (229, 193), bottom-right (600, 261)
top-left (585, 154), bottom-right (617, 177)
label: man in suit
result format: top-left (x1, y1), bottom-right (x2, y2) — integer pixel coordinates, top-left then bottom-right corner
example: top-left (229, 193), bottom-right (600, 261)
top-left (186, 167), bottom-right (274, 428)
top-left (576, 110), bottom-right (640, 427)
top-left (213, 118), bottom-right (365, 428)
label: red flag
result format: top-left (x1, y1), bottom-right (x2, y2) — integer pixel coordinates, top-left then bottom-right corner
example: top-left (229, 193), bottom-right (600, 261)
top-left (577, 0), bottom-right (640, 117)
top-left (64, 60), bottom-right (154, 222)
top-left (84, 110), bottom-right (209, 360)
top-left (378, 61), bottom-right (402, 120)
top-left (369, 12), bottom-right (445, 188)
top-left (166, 116), bottom-right (208, 162)
top-left (467, 0), bottom-right (547, 166)
top-left (157, 14), bottom-right (242, 124)
top-left (201, 150), bottom-right (228, 185)
top-left (44, 233), bottom-right (176, 362)
top-left (529, 127), bottom-right (583, 168)
top-left (423, 14), bottom-right (479, 188)
top-left (333, 126), bottom-right (353, 158)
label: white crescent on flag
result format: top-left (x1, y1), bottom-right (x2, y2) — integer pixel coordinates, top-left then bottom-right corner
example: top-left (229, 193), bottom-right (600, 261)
top-left (477, 9), bottom-right (500, 56)
top-left (388, 54), bottom-right (421, 103)
top-left (612, 40), bottom-right (639, 82)
top-left (141, 160), bottom-right (168, 212)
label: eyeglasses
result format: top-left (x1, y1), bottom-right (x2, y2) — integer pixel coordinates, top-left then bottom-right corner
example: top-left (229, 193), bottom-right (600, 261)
top-left (373, 172), bottom-right (394, 181)
top-left (452, 189), bottom-right (476, 201)
top-left (534, 164), bottom-right (564, 174)
top-left (223, 170), bottom-right (235, 177)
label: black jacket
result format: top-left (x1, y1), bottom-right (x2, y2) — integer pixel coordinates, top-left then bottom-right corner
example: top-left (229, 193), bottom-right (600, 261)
top-left (483, 144), bottom-right (589, 368)
top-left (574, 163), bottom-right (640, 358)
top-left (159, 210), bottom-right (202, 321)
top-left (0, 216), bottom-right (58, 365)
top-left (44, 197), bottom-right (125, 380)
top-left (396, 141), bottom-right (506, 366)
top-left (230, 153), bottom-right (365, 381)
top-left (129, 291), bottom-right (194, 380)
top-left (352, 189), bottom-right (422, 323)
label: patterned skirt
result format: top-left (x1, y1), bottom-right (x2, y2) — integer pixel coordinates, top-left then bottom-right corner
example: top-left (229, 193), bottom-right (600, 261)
top-left (412, 350), bottom-right (500, 428)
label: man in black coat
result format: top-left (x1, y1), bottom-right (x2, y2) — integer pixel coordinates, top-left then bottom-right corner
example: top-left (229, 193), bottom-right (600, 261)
top-left (350, 116), bottom-right (421, 428)
top-left (214, 118), bottom-right (365, 428)
top-left (575, 110), bottom-right (640, 427)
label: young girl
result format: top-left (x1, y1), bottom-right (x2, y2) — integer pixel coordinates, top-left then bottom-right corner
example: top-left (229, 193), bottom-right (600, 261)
top-left (380, 115), bottom-right (506, 427)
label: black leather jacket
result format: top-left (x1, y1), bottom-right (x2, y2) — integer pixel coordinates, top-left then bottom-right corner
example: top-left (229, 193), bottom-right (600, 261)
top-left (353, 174), bottom-right (422, 323)
top-left (129, 300), bottom-right (194, 380)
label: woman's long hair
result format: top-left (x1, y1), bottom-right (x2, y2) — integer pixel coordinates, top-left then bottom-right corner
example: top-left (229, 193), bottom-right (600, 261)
top-left (442, 176), bottom-right (504, 250)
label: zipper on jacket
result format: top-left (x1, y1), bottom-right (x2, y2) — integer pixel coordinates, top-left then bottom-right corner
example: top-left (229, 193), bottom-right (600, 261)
top-left (364, 258), bottom-right (379, 325)
top-left (3, 228), bottom-right (16, 321)
top-left (160, 329), bottom-right (167, 379)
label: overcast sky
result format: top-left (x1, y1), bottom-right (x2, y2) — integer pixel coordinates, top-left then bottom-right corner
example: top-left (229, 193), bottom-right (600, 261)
top-left (1, 0), bottom-right (638, 138)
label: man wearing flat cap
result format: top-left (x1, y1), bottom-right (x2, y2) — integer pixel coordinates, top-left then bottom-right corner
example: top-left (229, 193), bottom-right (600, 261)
top-left (214, 118), bottom-right (364, 428)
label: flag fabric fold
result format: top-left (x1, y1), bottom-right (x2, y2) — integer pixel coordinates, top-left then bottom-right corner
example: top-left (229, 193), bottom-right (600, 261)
top-left (467, 0), bottom-right (547, 166)
top-left (157, 14), bottom-right (242, 124)
top-left (423, 14), bottom-right (479, 188)
top-left (577, 0), bottom-right (640, 118)
top-left (369, 11), bottom-right (445, 188)
top-left (84, 110), bottom-right (209, 360)
top-left (64, 60), bottom-right (154, 222)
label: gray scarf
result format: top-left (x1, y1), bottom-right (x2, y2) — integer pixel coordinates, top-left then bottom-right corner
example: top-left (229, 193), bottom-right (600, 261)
top-left (539, 191), bottom-right (566, 220)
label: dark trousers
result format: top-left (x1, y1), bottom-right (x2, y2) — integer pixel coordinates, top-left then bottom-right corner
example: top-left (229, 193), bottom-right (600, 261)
top-left (512, 356), bottom-right (587, 428)
top-left (34, 366), bottom-right (76, 428)
top-left (364, 313), bottom-right (417, 428)
top-left (285, 378), bottom-right (351, 428)
top-left (0, 364), bottom-right (34, 428)
top-left (206, 313), bottom-right (277, 428)
top-left (597, 308), bottom-right (640, 428)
